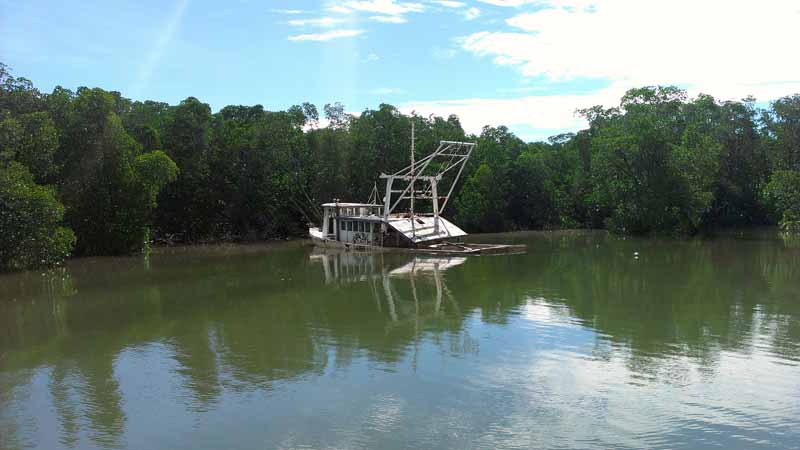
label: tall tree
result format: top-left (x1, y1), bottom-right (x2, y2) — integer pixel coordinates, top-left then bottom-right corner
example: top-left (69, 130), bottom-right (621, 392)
top-left (157, 97), bottom-right (214, 240)
top-left (58, 88), bottom-right (177, 254)
top-left (764, 95), bottom-right (800, 171)
top-left (0, 162), bottom-right (75, 270)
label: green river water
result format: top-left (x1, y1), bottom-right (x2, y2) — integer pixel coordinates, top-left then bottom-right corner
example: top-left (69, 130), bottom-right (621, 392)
top-left (1, 230), bottom-right (799, 449)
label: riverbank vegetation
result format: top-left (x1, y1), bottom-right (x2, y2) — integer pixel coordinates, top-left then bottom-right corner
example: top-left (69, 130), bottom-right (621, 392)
top-left (1, 62), bottom-right (799, 270)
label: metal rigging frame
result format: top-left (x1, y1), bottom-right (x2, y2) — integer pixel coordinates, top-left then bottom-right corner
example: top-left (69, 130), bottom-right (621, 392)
top-left (379, 140), bottom-right (475, 236)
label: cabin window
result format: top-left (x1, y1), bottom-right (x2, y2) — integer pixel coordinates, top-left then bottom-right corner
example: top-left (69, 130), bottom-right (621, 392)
top-left (357, 221), bottom-right (364, 232)
top-left (340, 221), bottom-right (345, 231)
top-left (347, 221), bottom-right (353, 231)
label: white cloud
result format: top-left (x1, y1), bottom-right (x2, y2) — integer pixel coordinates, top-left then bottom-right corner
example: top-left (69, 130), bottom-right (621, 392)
top-left (328, 5), bottom-right (353, 13)
top-left (288, 17), bottom-right (345, 26)
top-left (335, 0), bottom-right (425, 15)
top-left (327, 1), bottom-right (425, 24)
top-left (475, 0), bottom-right (538, 6)
top-left (299, 0), bottom-right (800, 140)
top-left (401, 85), bottom-right (623, 136)
top-left (433, 0), bottom-right (466, 7)
top-left (462, 0), bottom-right (800, 89)
top-left (288, 29), bottom-right (366, 41)
top-left (452, 0), bottom-right (800, 137)
top-left (429, 0), bottom-right (479, 20)
top-left (463, 6), bottom-right (481, 19)
top-left (370, 15), bottom-right (408, 23)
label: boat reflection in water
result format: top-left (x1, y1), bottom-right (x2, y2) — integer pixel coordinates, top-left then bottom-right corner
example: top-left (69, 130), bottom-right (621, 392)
top-left (310, 249), bottom-right (467, 323)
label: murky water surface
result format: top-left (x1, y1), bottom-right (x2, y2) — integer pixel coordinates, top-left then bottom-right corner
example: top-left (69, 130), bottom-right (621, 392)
top-left (1, 231), bottom-right (799, 449)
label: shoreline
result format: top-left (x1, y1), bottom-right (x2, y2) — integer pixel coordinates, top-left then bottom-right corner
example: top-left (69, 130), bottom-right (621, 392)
top-left (0, 226), bottom-right (788, 277)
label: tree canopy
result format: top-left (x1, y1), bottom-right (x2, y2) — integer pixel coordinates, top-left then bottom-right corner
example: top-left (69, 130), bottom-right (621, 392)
top-left (1, 63), bottom-right (799, 271)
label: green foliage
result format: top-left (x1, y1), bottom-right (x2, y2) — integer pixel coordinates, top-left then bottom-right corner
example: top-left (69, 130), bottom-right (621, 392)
top-left (764, 94), bottom-right (800, 171)
top-left (585, 87), bottom-right (687, 233)
top-left (669, 131), bottom-right (720, 230)
top-left (0, 112), bottom-right (59, 182)
top-left (577, 87), bottom-right (764, 234)
top-left (0, 115), bottom-right (22, 162)
top-left (156, 97), bottom-right (215, 240)
top-left (764, 170), bottom-right (800, 232)
top-left (708, 99), bottom-right (768, 226)
top-left (454, 163), bottom-right (494, 232)
top-left (56, 88), bottom-right (178, 255)
top-left (449, 86), bottom-right (782, 236)
top-left (16, 112), bottom-right (59, 182)
top-left (0, 63), bottom-right (45, 114)
top-left (780, 211), bottom-right (800, 233)
top-left (134, 150), bottom-right (179, 205)
top-left (506, 147), bottom-right (561, 229)
top-left (4, 61), bottom-right (800, 271)
top-left (0, 162), bottom-right (75, 271)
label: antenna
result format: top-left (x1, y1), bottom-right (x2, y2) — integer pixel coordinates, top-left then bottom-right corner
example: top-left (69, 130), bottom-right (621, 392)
top-left (367, 182), bottom-right (379, 205)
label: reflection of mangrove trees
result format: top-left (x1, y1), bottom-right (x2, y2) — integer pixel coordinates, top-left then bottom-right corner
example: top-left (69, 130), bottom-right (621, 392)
top-left (460, 231), bottom-right (800, 363)
top-left (1, 231), bottom-right (799, 447)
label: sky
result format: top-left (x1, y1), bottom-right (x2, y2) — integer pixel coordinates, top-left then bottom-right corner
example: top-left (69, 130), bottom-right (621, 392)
top-left (2, 0), bottom-right (800, 142)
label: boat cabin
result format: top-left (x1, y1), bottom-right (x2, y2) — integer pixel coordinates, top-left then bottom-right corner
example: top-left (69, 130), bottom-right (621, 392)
top-left (314, 201), bottom-right (469, 248)
top-left (320, 202), bottom-right (384, 246)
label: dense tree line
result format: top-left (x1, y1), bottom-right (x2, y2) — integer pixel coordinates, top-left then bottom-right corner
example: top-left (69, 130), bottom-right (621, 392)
top-left (454, 87), bottom-right (800, 236)
top-left (1, 63), bottom-right (799, 271)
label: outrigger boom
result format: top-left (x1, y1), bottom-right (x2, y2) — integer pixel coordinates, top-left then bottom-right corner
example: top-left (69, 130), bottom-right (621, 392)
top-left (308, 133), bottom-right (525, 256)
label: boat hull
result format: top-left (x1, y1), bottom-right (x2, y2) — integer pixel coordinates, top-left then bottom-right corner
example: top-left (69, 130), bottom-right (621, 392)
top-left (309, 227), bottom-right (525, 255)
top-left (309, 227), bottom-right (383, 251)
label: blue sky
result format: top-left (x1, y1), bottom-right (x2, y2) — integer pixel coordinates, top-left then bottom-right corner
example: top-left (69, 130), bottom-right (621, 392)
top-left (2, 0), bottom-right (799, 141)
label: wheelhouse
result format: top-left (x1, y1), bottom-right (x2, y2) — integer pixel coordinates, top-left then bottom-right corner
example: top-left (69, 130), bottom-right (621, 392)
top-left (320, 202), bottom-right (383, 245)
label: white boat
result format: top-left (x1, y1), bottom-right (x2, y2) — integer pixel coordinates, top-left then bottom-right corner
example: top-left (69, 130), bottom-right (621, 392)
top-left (309, 138), bottom-right (472, 251)
top-left (308, 136), bottom-right (526, 255)
top-left (308, 201), bottom-right (469, 249)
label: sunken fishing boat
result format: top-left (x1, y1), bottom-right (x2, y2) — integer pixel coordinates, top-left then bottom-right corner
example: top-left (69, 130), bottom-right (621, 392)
top-left (309, 129), bottom-right (525, 256)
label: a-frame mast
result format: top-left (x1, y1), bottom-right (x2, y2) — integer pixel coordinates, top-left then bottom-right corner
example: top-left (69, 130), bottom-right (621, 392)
top-left (379, 139), bottom-right (475, 237)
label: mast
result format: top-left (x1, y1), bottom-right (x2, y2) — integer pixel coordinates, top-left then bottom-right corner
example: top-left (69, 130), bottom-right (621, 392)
top-left (410, 119), bottom-right (415, 237)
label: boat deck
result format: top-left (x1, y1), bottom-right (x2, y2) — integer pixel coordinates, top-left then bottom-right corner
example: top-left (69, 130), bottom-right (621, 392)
top-left (416, 242), bottom-right (527, 255)
top-left (337, 241), bottom-right (526, 256)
